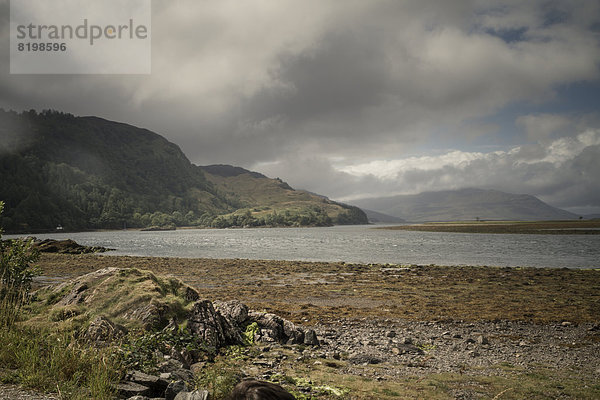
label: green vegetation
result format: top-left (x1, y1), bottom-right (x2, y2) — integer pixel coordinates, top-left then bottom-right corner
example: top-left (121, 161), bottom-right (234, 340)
top-left (0, 201), bottom-right (120, 398)
top-left (201, 164), bottom-right (367, 227)
top-left (30, 267), bottom-right (197, 332)
top-left (0, 109), bottom-right (367, 232)
top-left (121, 327), bottom-right (214, 373)
top-left (0, 327), bottom-right (120, 399)
top-left (194, 356), bottom-right (241, 399)
top-left (0, 201), bottom-right (39, 327)
top-left (243, 322), bottom-right (259, 345)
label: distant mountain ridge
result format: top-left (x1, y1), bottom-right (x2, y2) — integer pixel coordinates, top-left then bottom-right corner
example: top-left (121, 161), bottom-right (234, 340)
top-left (352, 188), bottom-right (578, 222)
top-left (0, 109), bottom-right (366, 231)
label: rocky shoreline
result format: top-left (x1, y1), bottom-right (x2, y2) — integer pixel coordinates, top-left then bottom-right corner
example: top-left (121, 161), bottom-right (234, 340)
top-left (314, 319), bottom-right (600, 378)
top-left (110, 317), bottom-right (600, 399)
top-left (7, 253), bottom-right (600, 399)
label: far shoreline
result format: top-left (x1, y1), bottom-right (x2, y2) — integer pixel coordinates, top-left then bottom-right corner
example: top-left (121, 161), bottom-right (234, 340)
top-left (376, 219), bottom-right (600, 234)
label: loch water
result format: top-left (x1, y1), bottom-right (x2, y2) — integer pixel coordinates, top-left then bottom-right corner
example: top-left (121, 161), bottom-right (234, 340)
top-left (7, 225), bottom-right (600, 269)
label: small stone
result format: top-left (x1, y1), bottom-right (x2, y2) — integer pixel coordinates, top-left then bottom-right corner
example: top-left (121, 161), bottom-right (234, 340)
top-left (159, 358), bottom-right (184, 373)
top-left (385, 330), bottom-right (397, 338)
top-left (128, 370), bottom-right (161, 389)
top-left (561, 321), bottom-right (572, 327)
top-left (171, 368), bottom-right (194, 383)
top-left (165, 380), bottom-right (188, 400)
top-left (304, 329), bottom-right (320, 346)
top-left (118, 382), bottom-right (152, 398)
top-left (476, 335), bottom-right (489, 345)
top-left (391, 347), bottom-right (401, 355)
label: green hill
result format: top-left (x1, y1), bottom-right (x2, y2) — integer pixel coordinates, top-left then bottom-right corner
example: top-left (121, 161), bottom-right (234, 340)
top-left (200, 164), bottom-right (367, 227)
top-left (0, 109), bottom-right (366, 232)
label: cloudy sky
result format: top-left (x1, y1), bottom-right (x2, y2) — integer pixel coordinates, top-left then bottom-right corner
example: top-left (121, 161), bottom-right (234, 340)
top-left (1, 0), bottom-right (600, 214)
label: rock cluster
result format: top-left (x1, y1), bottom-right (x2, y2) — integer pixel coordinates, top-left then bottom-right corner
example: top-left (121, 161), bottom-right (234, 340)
top-left (115, 299), bottom-right (319, 399)
top-left (31, 237), bottom-right (111, 253)
top-left (35, 267), bottom-right (320, 399)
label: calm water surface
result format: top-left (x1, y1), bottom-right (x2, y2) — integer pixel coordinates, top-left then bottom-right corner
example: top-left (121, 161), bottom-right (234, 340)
top-left (7, 225), bottom-right (600, 268)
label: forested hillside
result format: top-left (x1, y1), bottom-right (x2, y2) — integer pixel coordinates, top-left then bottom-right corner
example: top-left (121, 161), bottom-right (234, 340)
top-left (0, 109), bottom-right (366, 232)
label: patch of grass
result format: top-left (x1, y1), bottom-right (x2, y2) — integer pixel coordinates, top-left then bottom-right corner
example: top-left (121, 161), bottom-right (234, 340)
top-left (0, 325), bottom-right (120, 399)
top-left (194, 355), bottom-right (241, 400)
top-left (29, 267), bottom-right (197, 332)
top-left (380, 388), bottom-right (400, 397)
top-left (49, 305), bottom-right (81, 322)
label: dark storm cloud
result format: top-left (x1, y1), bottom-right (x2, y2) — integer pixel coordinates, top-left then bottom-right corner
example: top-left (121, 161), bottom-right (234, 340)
top-left (1, 0), bottom-right (599, 211)
top-left (244, 31), bottom-right (392, 125)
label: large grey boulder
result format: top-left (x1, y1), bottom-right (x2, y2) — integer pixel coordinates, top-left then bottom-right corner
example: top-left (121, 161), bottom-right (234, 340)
top-left (213, 300), bottom-right (249, 329)
top-left (187, 300), bottom-right (229, 349)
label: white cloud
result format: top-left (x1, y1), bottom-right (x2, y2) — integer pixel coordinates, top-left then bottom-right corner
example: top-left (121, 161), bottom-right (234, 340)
top-left (338, 151), bottom-right (487, 180)
top-left (516, 113), bottom-right (572, 142)
top-left (256, 129), bottom-right (599, 212)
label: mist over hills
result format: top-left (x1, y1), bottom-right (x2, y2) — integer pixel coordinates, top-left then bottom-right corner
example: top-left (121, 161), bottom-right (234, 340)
top-left (352, 188), bottom-right (579, 222)
top-left (0, 109), bottom-right (366, 232)
top-left (361, 209), bottom-right (406, 224)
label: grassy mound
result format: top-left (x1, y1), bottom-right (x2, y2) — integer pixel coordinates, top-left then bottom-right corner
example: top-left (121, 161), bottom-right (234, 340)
top-left (27, 267), bottom-right (198, 333)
